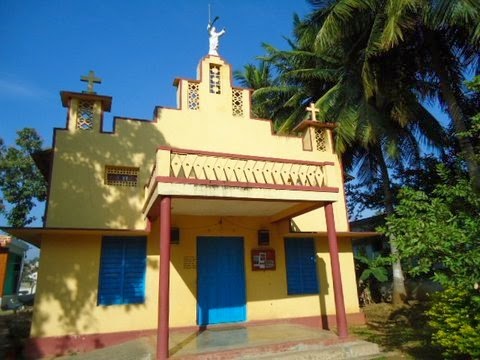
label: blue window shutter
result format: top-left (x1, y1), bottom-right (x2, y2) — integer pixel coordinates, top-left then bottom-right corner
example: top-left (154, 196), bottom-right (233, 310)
top-left (285, 238), bottom-right (319, 295)
top-left (123, 239), bottom-right (147, 303)
top-left (98, 237), bottom-right (146, 305)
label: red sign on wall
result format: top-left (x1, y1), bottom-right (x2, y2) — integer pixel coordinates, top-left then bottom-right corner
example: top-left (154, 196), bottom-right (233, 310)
top-left (251, 249), bottom-right (276, 271)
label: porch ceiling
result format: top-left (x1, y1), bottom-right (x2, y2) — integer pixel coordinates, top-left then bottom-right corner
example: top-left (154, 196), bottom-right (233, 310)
top-left (171, 198), bottom-right (316, 217)
top-left (148, 197), bottom-right (323, 221)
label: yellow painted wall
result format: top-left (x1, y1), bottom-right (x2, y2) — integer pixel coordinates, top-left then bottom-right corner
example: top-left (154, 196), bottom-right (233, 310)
top-left (169, 215), bottom-right (359, 327)
top-left (31, 233), bottom-right (159, 337)
top-left (46, 56), bottom-right (346, 230)
top-left (46, 120), bottom-right (161, 229)
top-left (34, 55), bottom-right (360, 338)
top-left (32, 215), bottom-right (359, 337)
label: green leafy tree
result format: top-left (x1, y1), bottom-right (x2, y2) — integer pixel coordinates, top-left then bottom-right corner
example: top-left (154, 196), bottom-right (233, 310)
top-left (355, 254), bottom-right (391, 304)
top-left (381, 74), bottom-right (480, 358)
top-left (382, 171), bottom-right (480, 358)
top-left (0, 128), bottom-right (47, 227)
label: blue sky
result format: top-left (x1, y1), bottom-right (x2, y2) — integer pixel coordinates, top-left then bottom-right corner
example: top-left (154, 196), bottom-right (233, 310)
top-left (0, 1), bottom-right (313, 256)
top-left (0, 1), bottom-right (452, 258)
top-left (0, 0), bottom-right (311, 146)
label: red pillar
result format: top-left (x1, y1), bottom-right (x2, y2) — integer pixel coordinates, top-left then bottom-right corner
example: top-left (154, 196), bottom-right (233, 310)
top-left (157, 197), bottom-right (171, 360)
top-left (325, 202), bottom-right (348, 338)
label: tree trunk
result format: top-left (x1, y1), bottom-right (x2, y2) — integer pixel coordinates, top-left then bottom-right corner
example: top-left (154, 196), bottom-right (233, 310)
top-left (374, 145), bottom-right (407, 305)
top-left (429, 37), bottom-right (480, 192)
top-left (438, 78), bottom-right (480, 191)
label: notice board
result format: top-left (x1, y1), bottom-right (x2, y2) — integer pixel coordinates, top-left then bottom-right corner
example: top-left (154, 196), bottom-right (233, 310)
top-left (251, 249), bottom-right (276, 271)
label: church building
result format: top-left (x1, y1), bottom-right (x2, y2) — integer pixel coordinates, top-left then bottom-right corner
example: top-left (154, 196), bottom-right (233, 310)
top-left (5, 52), bottom-right (374, 358)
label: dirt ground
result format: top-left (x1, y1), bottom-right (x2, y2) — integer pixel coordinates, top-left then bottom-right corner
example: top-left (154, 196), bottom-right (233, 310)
top-left (351, 302), bottom-right (444, 359)
top-left (0, 309), bottom-right (32, 360)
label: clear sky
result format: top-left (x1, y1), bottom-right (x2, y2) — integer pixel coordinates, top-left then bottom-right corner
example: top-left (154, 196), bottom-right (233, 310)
top-left (0, 1), bottom-right (451, 258)
top-left (0, 0), bottom-right (312, 146)
top-left (0, 1), bottom-right (313, 256)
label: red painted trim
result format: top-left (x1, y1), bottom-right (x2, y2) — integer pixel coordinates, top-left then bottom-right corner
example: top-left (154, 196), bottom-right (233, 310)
top-left (157, 146), bottom-right (335, 167)
top-left (24, 313), bottom-right (365, 358)
top-left (155, 176), bottom-right (339, 193)
top-left (325, 203), bottom-right (348, 338)
top-left (157, 197), bottom-right (171, 360)
top-left (24, 329), bottom-right (157, 358)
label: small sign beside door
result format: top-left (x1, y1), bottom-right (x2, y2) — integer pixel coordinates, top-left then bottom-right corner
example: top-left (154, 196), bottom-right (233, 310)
top-left (251, 249), bottom-right (276, 271)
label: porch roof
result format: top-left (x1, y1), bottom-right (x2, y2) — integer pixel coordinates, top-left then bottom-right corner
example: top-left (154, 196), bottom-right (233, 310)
top-left (1, 227), bottom-right (377, 248)
top-left (0, 227), bottom-right (149, 248)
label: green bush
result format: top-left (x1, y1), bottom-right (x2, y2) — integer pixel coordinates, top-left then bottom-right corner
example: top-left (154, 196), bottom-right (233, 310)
top-left (428, 286), bottom-right (480, 359)
top-left (382, 171), bottom-right (480, 358)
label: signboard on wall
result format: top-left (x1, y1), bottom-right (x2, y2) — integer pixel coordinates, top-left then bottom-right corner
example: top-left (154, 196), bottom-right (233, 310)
top-left (251, 249), bottom-right (276, 271)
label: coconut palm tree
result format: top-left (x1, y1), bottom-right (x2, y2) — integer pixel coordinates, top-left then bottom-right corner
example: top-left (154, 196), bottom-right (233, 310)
top-left (245, 5), bottom-right (448, 304)
top-left (304, 0), bottom-right (479, 304)
top-left (311, 0), bottom-right (480, 190)
top-left (234, 62), bottom-right (273, 119)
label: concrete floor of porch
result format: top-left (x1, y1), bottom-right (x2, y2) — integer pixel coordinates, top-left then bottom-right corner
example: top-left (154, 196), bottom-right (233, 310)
top-left (51, 323), bottom-right (380, 359)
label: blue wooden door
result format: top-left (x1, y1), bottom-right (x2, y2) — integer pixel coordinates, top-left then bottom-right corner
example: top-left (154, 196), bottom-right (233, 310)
top-left (197, 237), bottom-right (246, 325)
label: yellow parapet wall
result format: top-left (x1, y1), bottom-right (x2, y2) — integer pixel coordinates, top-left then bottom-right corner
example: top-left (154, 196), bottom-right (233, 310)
top-left (46, 56), bottom-right (346, 230)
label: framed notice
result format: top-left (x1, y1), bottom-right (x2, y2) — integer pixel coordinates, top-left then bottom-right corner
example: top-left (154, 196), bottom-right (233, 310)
top-left (251, 249), bottom-right (276, 271)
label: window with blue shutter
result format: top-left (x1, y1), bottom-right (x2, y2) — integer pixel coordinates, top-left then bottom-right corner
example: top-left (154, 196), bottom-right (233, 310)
top-left (98, 236), bottom-right (147, 306)
top-left (284, 238), bottom-right (319, 295)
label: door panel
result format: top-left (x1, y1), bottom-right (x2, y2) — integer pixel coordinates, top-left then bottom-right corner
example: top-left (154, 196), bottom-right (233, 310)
top-left (197, 237), bottom-right (246, 325)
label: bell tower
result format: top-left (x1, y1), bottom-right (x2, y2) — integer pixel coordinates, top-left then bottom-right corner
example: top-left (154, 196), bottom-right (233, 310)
top-left (60, 70), bottom-right (112, 132)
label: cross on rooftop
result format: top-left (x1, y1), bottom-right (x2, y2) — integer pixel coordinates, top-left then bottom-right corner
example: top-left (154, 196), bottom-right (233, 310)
top-left (306, 103), bottom-right (320, 121)
top-left (80, 70), bottom-right (102, 94)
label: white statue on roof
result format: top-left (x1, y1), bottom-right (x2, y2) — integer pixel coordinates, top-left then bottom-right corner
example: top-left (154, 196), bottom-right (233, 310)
top-left (207, 15), bottom-right (225, 56)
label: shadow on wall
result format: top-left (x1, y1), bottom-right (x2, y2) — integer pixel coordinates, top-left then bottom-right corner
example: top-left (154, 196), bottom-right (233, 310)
top-left (47, 114), bottom-right (169, 229)
top-left (27, 115), bottom-right (166, 357)
top-left (26, 234), bottom-right (159, 358)
top-left (316, 258), bottom-right (329, 329)
top-left (167, 215), bottom-right (352, 329)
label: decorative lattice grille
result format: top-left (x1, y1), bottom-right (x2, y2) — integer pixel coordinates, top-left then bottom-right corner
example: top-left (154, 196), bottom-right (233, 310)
top-left (187, 82), bottom-right (200, 110)
top-left (105, 166), bottom-right (139, 187)
top-left (77, 101), bottom-right (94, 130)
top-left (315, 129), bottom-right (328, 152)
top-left (209, 64), bottom-right (221, 94)
top-left (232, 89), bottom-right (244, 117)
top-left (169, 152), bottom-right (328, 187)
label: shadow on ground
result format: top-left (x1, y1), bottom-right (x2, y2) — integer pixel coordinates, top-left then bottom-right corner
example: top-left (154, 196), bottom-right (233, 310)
top-left (351, 302), bottom-right (443, 360)
top-left (0, 309), bottom-right (32, 360)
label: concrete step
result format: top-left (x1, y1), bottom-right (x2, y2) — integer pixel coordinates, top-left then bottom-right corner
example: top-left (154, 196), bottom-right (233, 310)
top-left (241, 340), bottom-right (380, 359)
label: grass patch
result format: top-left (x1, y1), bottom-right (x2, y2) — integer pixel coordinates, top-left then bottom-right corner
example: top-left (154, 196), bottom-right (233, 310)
top-left (351, 302), bottom-right (443, 359)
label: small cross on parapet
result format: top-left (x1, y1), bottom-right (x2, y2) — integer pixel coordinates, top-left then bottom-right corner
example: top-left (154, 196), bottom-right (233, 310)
top-left (81, 70), bottom-right (102, 94)
top-left (306, 102), bottom-right (319, 121)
